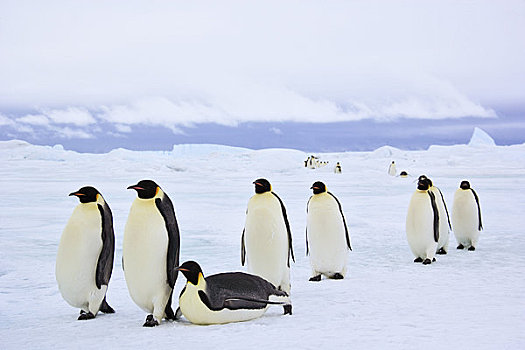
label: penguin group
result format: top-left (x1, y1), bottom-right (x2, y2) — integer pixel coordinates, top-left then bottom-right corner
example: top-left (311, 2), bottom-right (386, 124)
top-left (406, 175), bottom-right (483, 264)
top-left (56, 178), bottom-right (353, 326)
top-left (56, 171), bottom-right (482, 326)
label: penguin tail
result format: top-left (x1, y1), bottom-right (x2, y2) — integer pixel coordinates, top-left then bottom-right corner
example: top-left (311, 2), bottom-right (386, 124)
top-left (99, 297), bottom-right (115, 314)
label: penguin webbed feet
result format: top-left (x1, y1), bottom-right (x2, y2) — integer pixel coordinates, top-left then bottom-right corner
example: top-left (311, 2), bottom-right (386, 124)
top-left (468, 246), bottom-right (476, 251)
top-left (309, 275), bottom-right (321, 282)
top-left (143, 314), bottom-right (159, 327)
top-left (78, 311), bottom-right (95, 320)
top-left (330, 273), bottom-right (344, 280)
top-left (99, 298), bottom-right (115, 314)
top-left (414, 257), bottom-right (424, 263)
top-left (436, 248), bottom-right (447, 255)
top-left (174, 307), bottom-right (182, 321)
top-left (457, 244), bottom-right (465, 250)
top-left (283, 304), bottom-right (292, 315)
top-left (422, 258), bottom-right (432, 265)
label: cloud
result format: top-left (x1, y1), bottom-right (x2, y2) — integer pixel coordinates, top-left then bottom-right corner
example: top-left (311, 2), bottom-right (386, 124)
top-left (270, 127), bottom-right (283, 135)
top-left (50, 126), bottom-right (94, 139)
top-left (0, 114), bottom-right (15, 126)
top-left (16, 114), bottom-right (50, 126)
top-left (43, 107), bottom-right (96, 126)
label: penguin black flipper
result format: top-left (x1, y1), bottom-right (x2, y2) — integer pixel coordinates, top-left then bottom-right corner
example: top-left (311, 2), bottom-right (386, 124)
top-left (271, 192), bottom-right (295, 266)
top-left (437, 188), bottom-right (452, 230)
top-left (155, 195), bottom-right (180, 288)
top-left (470, 189), bottom-right (483, 231)
top-left (328, 192), bottom-right (352, 251)
top-left (241, 228), bottom-right (246, 266)
top-left (306, 197), bottom-right (311, 256)
top-left (428, 191), bottom-right (440, 243)
top-left (95, 203), bottom-right (115, 289)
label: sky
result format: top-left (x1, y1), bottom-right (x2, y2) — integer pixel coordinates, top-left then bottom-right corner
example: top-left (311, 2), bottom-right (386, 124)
top-left (1, 0), bottom-right (524, 152)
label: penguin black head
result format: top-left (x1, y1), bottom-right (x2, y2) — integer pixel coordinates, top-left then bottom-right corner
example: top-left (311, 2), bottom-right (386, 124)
top-left (460, 180), bottom-right (471, 190)
top-left (253, 178), bottom-right (271, 194)
top-left (127, 179), bottom-right (159, 199)
top-left (418, 175), bottom-right (433, 187)
top-left (417, 178), bottom-right (430, 191)
top-left (69, 186), bottom-right (100, 203)
top-left (311, 181), bottom-right (326, 194)
top-left (176, 261), bottom-right (203, 285)
top-left (400, 171), bottom-right (408, 177)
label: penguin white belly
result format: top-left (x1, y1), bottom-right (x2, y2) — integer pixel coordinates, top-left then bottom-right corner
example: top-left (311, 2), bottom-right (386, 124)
top-left (406, 192), bottom-right (437, 259)
top-left (431, 188), bottom-right (450, 251)
top-left (56, 204), bottom-right (103, 310)
top-left (123, 199), bottom-right (171, 314)
top-left (452, 191), bottom-right (479, 246)
top-left (307, 197), bottom-right (347, 275)
top-left (179, 285), bottom-right (267, 325)
top-left (244, 194), bottom-right (288, 289)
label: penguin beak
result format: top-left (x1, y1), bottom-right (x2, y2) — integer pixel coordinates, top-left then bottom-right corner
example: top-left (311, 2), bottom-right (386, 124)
top-left (253, 182), bottom-right (262, 187)
top-left (311, 186), bottom-right (319, 190)
top-left (175, 267), bottom-right (189, 272)
top-left (127, 185), bottom-right (144, 190)
top-left (69, 192), bottom-right (84, 197)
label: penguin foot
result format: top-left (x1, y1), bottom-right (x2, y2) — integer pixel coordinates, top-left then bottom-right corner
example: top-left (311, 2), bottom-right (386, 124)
top-left (99, 298), bottom-right (115, 314)
top-left (331, 273), bottom-right (344, 280)
top-left (436, 248), bottom-right (447, 255)
top-left (422, 258), bottom-right (432, 265)
top-left (414, 257), bottom-right (423, 263)
top-left (78, 311), bottom-right (95, 320)
top-left (468, 246), bottom-right (476, 251)
top-left (309, 275), bottom-right (321, 282)
top-left (432, 257), bottom-right (436, 262)
top-left (283, 304), bottom-right (292, 315)
top-left (174, 307), bottom-right (182, 321)
top-left (143, 314), bottom-right (159, 327)
top-left (457, 244), bottom-right (465, 250)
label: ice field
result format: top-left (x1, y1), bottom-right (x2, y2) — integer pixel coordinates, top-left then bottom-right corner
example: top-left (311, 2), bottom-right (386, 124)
top-left (1, 131), bottom-right (524, 349)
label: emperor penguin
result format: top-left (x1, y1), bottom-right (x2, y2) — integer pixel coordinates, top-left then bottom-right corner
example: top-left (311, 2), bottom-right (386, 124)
top-left (388, 161), bottom-right (396, 176)
top-left (56, 186), bottom-right (115, 320)
top-left (306, 181), bottom-right (352, 281)
top-left (122, 179), bottom-right (180, 326)
top-left (176, 261), bottom-right (291, 325)
top-left (451, 180), bottom-right (483, 251)
top-left (241, 178), bottom-right (294, 315)
top-left (406, 177), bottom-right (439, 264)
top-left (334, 162), bottom-right (342, 174)
top-left (418, 175), bottom-right (451, 255)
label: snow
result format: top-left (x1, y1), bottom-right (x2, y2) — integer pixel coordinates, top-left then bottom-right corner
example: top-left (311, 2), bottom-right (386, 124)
top-left (1, 139), bottom-right (525, 349)
top-left (468, 127), bottom-right (497, 147)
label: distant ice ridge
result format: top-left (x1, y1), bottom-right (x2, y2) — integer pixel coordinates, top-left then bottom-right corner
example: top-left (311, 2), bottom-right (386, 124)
top-left (468, 127), bottom-right (496, 147)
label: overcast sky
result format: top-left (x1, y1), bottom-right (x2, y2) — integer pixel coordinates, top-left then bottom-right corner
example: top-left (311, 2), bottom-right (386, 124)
top-left (0, 0), bottom-right (524, 148)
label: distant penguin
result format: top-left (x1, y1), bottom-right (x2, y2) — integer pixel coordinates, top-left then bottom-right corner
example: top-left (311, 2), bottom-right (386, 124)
top-left (388, 161), bottom-right (396, 176)
top-left (56, 186), bottom-right (115, 320)
top-left (419, 175), bottom-right (451, 255)
top-left (399, 171), bottom-right (409, 178)
top-left (306, 181), bottom-right (352, 281)
top-left (241, 178), bottom-right (294, 314)
top-left (177, 261), bottom-right (292, 325)
top-left (123, 180), bottom-right (180, 326)
top-left (451, 180), bottom-right (483, 251)
top-left (334, 162), bottom-right (342, 174)
top-left (406, 177), bottom-right (439, 264)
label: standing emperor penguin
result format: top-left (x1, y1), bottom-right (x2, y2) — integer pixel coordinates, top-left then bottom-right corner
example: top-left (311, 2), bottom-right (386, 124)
top-left (388, 161), bottom-right (396, 176)
top-left (306, 181), bottom-right (351, 281)
top-left (418, 175), bottom-right (451, 255)
top-left (56, 186), bottom-right (115, 320)
top-left (241, 178), bottom-right (294, 315)
top-left (451, 180), bottom-right (483, 251)
top-left (177, 261), bottom-right (291, 325)
top-left (406, 177), bottom-right (440, 264)
top-left (123, 180), bottom-right (180, 326)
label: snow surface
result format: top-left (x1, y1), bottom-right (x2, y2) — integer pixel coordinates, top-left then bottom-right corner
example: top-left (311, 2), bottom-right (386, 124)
top-left (1, 139), bottom-right (525, 349)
